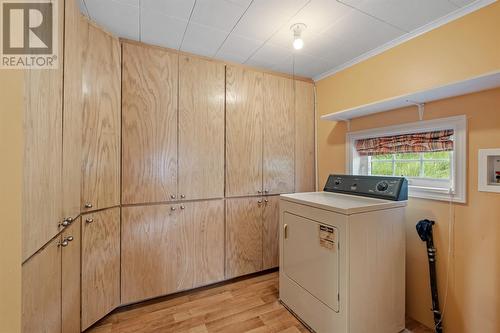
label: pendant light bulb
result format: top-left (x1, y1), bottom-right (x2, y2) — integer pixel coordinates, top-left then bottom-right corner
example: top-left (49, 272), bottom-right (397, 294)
top-left (291, 23), bottom-right (306, 50)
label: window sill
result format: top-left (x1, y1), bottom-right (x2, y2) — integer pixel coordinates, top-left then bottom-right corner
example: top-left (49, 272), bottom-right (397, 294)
top-left (409, 185), bottom-right (465, 203)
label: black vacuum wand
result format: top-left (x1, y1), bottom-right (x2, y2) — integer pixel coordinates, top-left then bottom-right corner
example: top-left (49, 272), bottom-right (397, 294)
top-left (416, 219), bottom-right (443, 333)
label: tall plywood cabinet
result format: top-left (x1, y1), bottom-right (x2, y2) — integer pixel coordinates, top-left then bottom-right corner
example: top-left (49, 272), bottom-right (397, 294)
top-left (226, 67), bottom-right (296, 197)
top-left (295, 81), bottom-right (316, 192)
top-left (122, 43), bottom-right (178, 205)
top-left (81, 23), bottom-right (121, 213)
top-left (178, 56), bottom-right (225, 201)
top-left (22, 0), bottom-right (64, 262)
top-left (263, 74), bottom-right (295, 195)
top-left (225, 66), bottom-right (264, 197)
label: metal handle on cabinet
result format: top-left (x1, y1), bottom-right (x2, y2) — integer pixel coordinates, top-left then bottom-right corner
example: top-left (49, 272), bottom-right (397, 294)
top-left (171, 206), bottom-right (176, 211)
top-left (257, 200), bottom-right (262, 205)
top-left (170, 194), bottom-right (176, 199)
top-left (65, 236), bottom-right (74, 242)
top-left (85, 218), bottom-right (94, 224)
top-left (180, 205), bottom-right (185, 210)
top-left (264, 189), bottom-right (269, 194)
top-left (264, 199), bottom-right (268, 203)
top-left (257, 190), bottom-right (262, 194)
top-left (284, 224), bottom-right (288, 239)
top-left (58, 240), bottom-right (69, 247)
top-left (180, 194), bottom-right (185, 199)
top-left (60, 220), bottom-right (70, 227)
top-left (84, 203), bottom-right (93, 209)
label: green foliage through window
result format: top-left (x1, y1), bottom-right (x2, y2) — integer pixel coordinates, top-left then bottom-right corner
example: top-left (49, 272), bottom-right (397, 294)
top-left (370, 151), bottom-right (451, 179)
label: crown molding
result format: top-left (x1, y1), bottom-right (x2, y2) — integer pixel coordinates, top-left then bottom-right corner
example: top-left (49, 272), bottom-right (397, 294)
top-left (313, 0), bottom-right (497, 82)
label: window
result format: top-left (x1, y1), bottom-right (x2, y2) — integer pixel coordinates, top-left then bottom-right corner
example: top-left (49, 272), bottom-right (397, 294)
top-left (347, 116), bottom-right (467, 203)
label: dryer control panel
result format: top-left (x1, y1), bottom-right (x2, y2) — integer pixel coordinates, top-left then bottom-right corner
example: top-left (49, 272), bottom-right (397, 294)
top-left (324, 174), bottom-right (408, 201)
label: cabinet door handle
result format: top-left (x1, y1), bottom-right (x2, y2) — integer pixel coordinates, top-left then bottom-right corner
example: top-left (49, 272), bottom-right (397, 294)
top-left (180, 194), bottom-right (186, 199)
top-left (264, 199), bottom-right (268, 203)
top-left (180, 205), bottom-right (185, 210)
top-left (170, 194), bottom-right (176, 199)
top-left (264, 189), bottom-right (269, 194)
top-left (85, 218), bottom-right (94, 224)
top-left (58, 240), bottom-right (69, 247)
top-left (257, 190), bottom-right (262, 194)
top-left (171, 206), bottom-right (176, 211)
top-left (284, 224), bottom-right (288, 239)
top-left (65, 236), bottom-right (74, 242)
top-left (84, 203), bottom-right (93, 209)
top-left (257, 200), bottom-right (262, 205)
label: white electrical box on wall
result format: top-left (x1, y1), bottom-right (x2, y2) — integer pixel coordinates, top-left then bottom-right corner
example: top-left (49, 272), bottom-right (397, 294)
top-left (478, 149), bottom-right (500, 193)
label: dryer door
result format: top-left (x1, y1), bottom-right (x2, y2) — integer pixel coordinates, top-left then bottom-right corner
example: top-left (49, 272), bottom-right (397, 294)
top-left (283, 212), bottom-right (340, 312)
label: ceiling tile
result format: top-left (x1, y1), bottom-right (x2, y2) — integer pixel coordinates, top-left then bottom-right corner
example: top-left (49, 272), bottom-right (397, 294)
top-left (181, 22), bottom-right (228, 57)
top-left (449, 0), bottom-right (477, 6)
top-left (341, 0), bottom-right (459, 31)
top-left (291, 53), bottom-right (331, 78)
top-left (141, 9), bottom-right (187, 49)
top-left (225, 0), bottom-right (253, 7)
top-left (232, 0), bottom-right (309, 41)
top-left (246, 42), bottom-right (293, 68)
top-left (216, 34), bottom-right (263, 63)
top-left (85, 0), bottom-right (140, 39)
top-left (113, 0), bottom-right (139, 7)
top-left (141, 0), bottom-right (195, 20)
top-left (191, 0), bottom-right (247, 32)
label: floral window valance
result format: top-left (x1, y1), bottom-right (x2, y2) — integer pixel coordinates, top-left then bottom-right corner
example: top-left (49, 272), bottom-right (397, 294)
top-left (355, 129), bottom-right (454, 156)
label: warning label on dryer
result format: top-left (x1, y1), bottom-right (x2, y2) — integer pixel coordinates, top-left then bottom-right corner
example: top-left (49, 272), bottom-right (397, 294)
top-left (319, 225), bottom-right (336, 250)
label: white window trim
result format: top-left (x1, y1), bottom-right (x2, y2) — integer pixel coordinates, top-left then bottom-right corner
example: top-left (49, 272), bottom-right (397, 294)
top-left (346, 115), bottom-right (467, 203)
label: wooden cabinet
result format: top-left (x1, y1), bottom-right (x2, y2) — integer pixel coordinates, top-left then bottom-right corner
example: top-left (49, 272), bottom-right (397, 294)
top-left (226, 66), bottom-right (264, 197)
top-left (81, 23), bottom-right (121, 213)
top-left (225, 197), bottom-right (264, 278)
top-left (226, 196), bottom-right (280, 278)
top-left (22, 0), bottom-right (64, 261)
top-left (263, 196), bottom-right (280, 270)
top-left (62, 219), bottom-right (81, 333)
top-left (62, 0), bottom-right (86, 221)
top-left (22, 218), bottom-right (81, 333)
top-left (263, 74), bottom-right (295, 195)
top-left (226, 68), bottom-right (299, 197)
top-left (178, 56), bottom-right (225, 201)
top-left (295, 81), bottom-right (316, 192)
top-left (81, 208), bottom-right (120, 330)
top-left (122, 42), bottom-right (178, 205)
top-left (22, 237), bottom-right (62, 333)
top-left (121, 200), bottom-right (224, 304)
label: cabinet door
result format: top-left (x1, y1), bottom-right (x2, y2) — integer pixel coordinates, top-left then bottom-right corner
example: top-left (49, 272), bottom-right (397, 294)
top-left (22, 0), bottom-right (64, 261)
top-left (122, 42), bottom-right (178, 204)
top-left (178, 56), bottom-right (225, 200)
top-left (178, 200), bottom-right (225, 289)
top-left (121, 204), bottom-right (177, 304)
top-left (122, 201), bottom-right (224, 304)
top-left (295, 80), bottom-right (316, 193)
top-left (62, 0), bottom-right (86, 220)
top-left (226, 66), bottom-right (264, 197)
top-left (226, 197), bottom-right (263, 278)
top-left (22, 236), bottom-right (62, 333)
top-left (81, 24), bottom-right (121, 212)
top-left (263, 196), bottom-right (280, 270)
top-left (81, 208), bottom-right (120, 330)
top-left (263, 74), bottom-right (295, 195)
top-left (62, 218), bottom-right (81, 333)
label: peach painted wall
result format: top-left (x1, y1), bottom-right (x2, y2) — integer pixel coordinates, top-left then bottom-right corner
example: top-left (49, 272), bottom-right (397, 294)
top-left (316, 2), bottom-right (500, 332)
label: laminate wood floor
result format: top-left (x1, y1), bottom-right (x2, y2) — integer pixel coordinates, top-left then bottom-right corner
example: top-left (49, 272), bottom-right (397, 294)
top-left (86, 271), bottom-right (432, 333)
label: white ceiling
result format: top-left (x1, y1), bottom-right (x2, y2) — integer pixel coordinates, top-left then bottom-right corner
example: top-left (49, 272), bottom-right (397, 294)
top-left (78, 0), bottom-right (491, 80)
